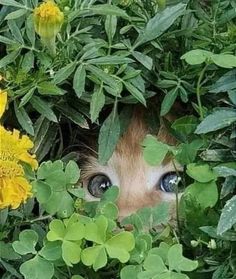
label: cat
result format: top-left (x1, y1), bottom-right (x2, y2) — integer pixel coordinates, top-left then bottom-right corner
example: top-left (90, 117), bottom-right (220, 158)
top-left (80, 108), bottom-right (182, 218)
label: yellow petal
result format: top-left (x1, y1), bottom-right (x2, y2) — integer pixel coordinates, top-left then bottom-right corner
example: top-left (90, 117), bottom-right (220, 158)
top-left (0, 91), bottom-right (7, 118)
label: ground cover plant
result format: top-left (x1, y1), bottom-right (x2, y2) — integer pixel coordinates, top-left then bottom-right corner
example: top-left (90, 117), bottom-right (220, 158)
top-left (0, 0), bottom-right (236, 278)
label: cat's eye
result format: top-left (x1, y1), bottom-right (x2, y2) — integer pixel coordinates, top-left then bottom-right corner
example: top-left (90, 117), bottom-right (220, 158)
top-left (159, 172), bottom-right (182, 193)
top-left (87, 174), bottom-right (112, 198)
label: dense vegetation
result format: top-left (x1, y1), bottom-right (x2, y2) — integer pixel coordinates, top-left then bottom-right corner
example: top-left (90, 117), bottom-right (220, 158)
top-left (0, 0), bottom-right (236, 278)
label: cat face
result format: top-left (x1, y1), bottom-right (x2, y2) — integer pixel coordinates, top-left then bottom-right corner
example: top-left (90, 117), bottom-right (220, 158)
top-left (80, 111), bottom-right (182, 218)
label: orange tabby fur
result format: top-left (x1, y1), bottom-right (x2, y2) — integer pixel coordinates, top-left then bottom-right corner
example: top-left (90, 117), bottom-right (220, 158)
top-left (81, 110), bottom-right (179, 218)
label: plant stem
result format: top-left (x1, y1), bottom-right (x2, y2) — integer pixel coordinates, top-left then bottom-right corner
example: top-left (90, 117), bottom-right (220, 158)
top-left (196, 64), bottom-right (208, 120)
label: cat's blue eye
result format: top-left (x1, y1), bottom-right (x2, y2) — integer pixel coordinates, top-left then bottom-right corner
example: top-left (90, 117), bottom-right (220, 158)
top-left (87, 174), bottom-right (112, 198)
top-left (160, 172), bottom-right (182, 193)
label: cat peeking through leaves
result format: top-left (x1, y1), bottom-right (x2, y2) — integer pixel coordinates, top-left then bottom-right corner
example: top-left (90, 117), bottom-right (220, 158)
top-left (79, 106), bottom-right (183, 219)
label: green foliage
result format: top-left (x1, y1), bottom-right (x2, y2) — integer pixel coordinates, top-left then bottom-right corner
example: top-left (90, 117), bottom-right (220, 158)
top-left (1, 0), bottom-right (236, 279)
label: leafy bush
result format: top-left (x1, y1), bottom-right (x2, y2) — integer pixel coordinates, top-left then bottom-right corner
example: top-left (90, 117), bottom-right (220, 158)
top-left (0, 0), bottom-right (236, 278)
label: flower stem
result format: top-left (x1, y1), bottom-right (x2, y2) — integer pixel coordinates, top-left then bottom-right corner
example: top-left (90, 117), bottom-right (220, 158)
top-left (196, 64), bottom-right (208, 120)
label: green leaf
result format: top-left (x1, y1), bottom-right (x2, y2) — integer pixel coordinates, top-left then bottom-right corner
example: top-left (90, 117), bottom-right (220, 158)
top-left (0, 35), bottom-right (16, 45)
top-left (13, 230), bottom-right (38, 255)
top-left (39, 241), bottom-right (62, 261)
top-left (37, 81), bottom-right (64, 96)
top-left (0, 0), bottom-right (25, 8)
top-left (98, 110), bottom-right (120, 165)
top-left (32, 118), bottom-right (58, 161)
top-left (87, 56), bottom-right (133, 65)
top-left (21, 51), bottom-right (34, 73)
top-left (217, 195), bottom-right (236, 235)
top-left (121, 265), bottom-right (141, 279)
top-left (54, 62), bottom-right (76, 84)
top-left (168, 244), bottom-right (198, 272)
top-left (0, 49), bottom-right (20, 68)
top-left (124, 81), bottom-right (146, 106)
top-left (213, 166), bottom-right (236, 177)
top-left (73, 64), bottom-right (86, 98)
top-left (0, 242), bottom-right (21, 260)
top-left (195, 110), bottom-right (236, 134)
top-left (26, 14), bottom-right (35, 46)
top-left (160, 87), bottom-right (178, 116)
top-left (84, 215), bottom-right (108, 244)
top-left (56, 103), bottom-right (86, 126)
top-left (86, 64), bottom-right (118, 92)
top-left (20, 255), bottom-right (54, 279)
top-left (135, 3), bottom-right (186, 46)
top-left (105, 231), bottom-right (135, 263)
top-left (65, 222), bottom-right (85, 241)
top-left (65, 160), bottom-right (80, 184)
top-left (184, 181), bottom-right (218, 209)
top-left (99, 202), bottom-right (119, 220)
top-left (132, 51), bottom-right (153, 70)
top-left (33, 181), bottom-right (52, 204)
top-left (47, 219), bottom-right (66, 241)
top-left (14, 100), bottom-right (34, 135)
top-left (5, 8), bottom-right (27, 20)
top-left (181, 49), bottom-right (212, 65)
top-left (105, 15), bottom-right (117, 42)
top-left (8, 19), bottom-right (24, 44)
top-left (186, 163), bottom-right (216, 183)
top-left (30, 96), bottom-right (58, 122)
top-left (142, 135), bottom-right (170, 166)
top-left (37, 160), bottom-right (63, 179)
top-left (176, 139), bottom-right (204, 165)
top-left (90, 87), bottom-right (105, 123)
top-left (143, 254), bottom-right (167, 273)
top-left (88, 4), bottom-right (129, 18)
top-left (19, 87), bottom-right (35, 107)
top-left (171, 116), bottom-right (198, 136)
top-left (101, 186), bottom-right (120, 202)
top-left (62, 240), bottom-right (81, 266)
top-left (211, 54), bottom-right (236, 68)
top-left (81, 245), bottom-right (107, 271)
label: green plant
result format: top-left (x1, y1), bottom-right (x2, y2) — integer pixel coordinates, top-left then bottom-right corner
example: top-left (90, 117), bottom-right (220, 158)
top-left (1, 0), bottom-right (236, 278)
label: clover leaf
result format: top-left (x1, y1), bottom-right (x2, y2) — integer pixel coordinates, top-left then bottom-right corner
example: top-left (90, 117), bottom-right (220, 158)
top-left (47, 217), bottom-right (85, 266)
top-left (105, 231), bottom-right (135, 263)
top-left (168, 244), bottom-right (198, 272)
top-left (81, 215), bottom-right (135, 271)
top-left (20, 255), bottom-right (54, 279)
top-left (13, 230), bottom-right (38, 255)
top-left (137, 243), bottom-right (198, 279)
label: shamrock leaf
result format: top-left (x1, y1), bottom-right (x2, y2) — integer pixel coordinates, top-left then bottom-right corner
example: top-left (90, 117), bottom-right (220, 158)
top-left (39, 241), bottom-right (62, 261)
top-left (13, 230), bottom-right (38, 255)
top-left (81, 215), bottom-right (135, 270)
top-left (65, 160), bottom-right (80, 184)
top-left (47, 220), bottom-right (66, 241)
top-left (81, 245), bottom-right (107, 271)
top-left (105, 231), bottom-right (135, 263)
top-left (20, 255), bottom-right (54, 279)
top-left (47, 217), bottom-right (85, 266)
top-left (186, 163), bottom-right (216, 183)
top-left (84, 215), bottom-right (108, 244)
top-left (62, 240), bottom-right (82, 266)
top-left (168, 244), bottom-right (198, 272)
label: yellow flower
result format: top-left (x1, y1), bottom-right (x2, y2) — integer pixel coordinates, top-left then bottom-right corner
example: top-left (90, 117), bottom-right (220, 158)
top-left (0, 96), bottom-right (38, 209)
top-left (34, 0), bottom-right (64, 39)
top-left (0, 90), bottom-right (7, 119)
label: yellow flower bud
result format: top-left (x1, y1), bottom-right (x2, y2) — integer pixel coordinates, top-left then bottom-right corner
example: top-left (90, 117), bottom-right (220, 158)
top-left (33, 0), bottom-right (64, 56)
top-left (34, 0), bottom-right (64, 39)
